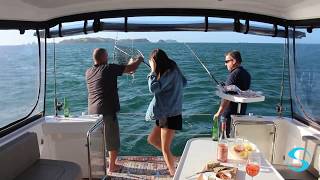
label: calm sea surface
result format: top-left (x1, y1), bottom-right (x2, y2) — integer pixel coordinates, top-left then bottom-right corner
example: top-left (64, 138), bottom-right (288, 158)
top-left (1, 43), bottom-right (292, 155)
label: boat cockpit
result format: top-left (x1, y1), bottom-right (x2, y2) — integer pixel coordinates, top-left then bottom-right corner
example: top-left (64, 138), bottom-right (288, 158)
top-left (1, 1), bottom-right (320, 180)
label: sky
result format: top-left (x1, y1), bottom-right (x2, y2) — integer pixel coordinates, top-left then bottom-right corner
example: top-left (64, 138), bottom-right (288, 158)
top-left (0, 27), bottom-right (319, 45)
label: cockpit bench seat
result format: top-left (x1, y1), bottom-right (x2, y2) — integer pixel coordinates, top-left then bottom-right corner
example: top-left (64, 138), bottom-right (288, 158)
top-left (273, 135), bottom-right (320, 180)
top-left (0, 132), bottom-right (82, 180)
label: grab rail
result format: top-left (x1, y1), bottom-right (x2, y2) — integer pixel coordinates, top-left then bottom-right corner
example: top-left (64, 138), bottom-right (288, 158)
top-left (86, 116), bottom-right (106, 180)
top-left (231, 115), bottom-right (277, 163)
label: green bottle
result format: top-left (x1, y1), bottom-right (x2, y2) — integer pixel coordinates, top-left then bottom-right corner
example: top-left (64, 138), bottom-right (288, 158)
top-left (63, 97), bottom-right (70, 117)
top-left (211, 116), bottom-right (219, 141)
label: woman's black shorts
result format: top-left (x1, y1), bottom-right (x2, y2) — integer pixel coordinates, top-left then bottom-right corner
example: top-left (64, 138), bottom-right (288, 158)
top-left (156, 114), bottom-right (182, 130)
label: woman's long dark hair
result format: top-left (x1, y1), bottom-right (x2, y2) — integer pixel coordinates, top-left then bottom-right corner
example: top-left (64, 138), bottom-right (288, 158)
top-left (150, 48), bottom-right (176, 79)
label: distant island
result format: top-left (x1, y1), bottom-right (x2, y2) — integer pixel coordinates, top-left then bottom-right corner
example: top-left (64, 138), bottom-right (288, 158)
top-left (157, 39), bottom-right (178, 43)
top-left (58, 37), bottom-right (178, 44)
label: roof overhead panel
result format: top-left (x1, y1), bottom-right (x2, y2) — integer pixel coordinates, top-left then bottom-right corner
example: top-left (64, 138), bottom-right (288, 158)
top-left (1, 0), bottom-right (320, 23)
top-left (0, 1), bottom-right (41, 21)
top-left (285, 1), bottom-right (320, 20)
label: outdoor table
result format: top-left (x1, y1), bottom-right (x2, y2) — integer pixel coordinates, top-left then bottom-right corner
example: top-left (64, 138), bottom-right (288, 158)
top-left (174, 138), bottom-right (284, 180)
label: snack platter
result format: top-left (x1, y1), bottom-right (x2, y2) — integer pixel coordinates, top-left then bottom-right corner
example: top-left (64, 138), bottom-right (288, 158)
top-left (196, 142), bottom-right (257, 180)
top-left (197, 162), bottom-right (238, 180)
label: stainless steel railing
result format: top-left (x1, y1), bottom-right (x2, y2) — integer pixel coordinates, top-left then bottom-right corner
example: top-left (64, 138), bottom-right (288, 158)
top-left (86, 117), bottom-right (107, 180)
top-left (232, 115), bottom-right (277, 163)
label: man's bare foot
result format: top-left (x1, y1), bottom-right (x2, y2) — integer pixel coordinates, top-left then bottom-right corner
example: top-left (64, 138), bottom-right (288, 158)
top-left (108, 164), bottom-right (122, 173)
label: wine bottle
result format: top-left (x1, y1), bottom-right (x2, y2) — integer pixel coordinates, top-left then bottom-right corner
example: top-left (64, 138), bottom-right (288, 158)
top-left (211, 116), bottom-right (219, 141)
top-left (217, 116), bottom-right (228, 162)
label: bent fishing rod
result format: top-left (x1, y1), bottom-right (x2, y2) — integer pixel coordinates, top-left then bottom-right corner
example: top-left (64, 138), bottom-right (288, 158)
top-left (184, 43), bottom-right (222, 86)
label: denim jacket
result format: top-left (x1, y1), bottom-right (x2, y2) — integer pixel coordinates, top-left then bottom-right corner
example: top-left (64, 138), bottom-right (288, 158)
top-left (145, 66), bottom-right (187, 121)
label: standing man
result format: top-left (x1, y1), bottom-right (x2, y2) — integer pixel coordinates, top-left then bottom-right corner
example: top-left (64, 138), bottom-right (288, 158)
top-left (86, 48), bottom-right (143, 172)
top-left (214, 50), bottom-right (251, 137)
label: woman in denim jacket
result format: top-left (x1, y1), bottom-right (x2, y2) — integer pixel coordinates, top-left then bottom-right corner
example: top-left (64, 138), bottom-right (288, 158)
top-left (146, 49), bottom-right (187, 176)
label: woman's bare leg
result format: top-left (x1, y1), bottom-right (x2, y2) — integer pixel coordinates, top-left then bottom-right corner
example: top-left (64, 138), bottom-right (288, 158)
top-left (161, 128), bottom-right (176, 176)
top-left (147, 126), bottom-right (162, 151)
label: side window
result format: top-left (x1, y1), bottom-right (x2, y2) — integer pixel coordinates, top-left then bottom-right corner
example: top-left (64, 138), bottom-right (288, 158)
top-left (293, 28), bottom-right (320, 124)
top-left (0, 30), bottom-right (43, 129)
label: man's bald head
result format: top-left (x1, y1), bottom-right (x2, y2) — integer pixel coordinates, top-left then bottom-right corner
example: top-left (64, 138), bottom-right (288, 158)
top-left (93, 48), bottom-right (108, 65)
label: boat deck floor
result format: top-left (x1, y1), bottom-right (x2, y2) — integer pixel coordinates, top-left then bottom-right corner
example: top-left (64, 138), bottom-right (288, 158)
top-left (106, 156), bottom-right (180, 180)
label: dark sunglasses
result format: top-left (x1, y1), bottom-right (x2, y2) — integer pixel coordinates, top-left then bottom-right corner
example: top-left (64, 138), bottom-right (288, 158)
top-left (224, 59), bottom-right (233, 63)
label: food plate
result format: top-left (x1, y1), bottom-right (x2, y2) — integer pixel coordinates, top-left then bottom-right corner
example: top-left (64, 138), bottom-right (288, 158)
top-left (229, 141), bottom-right (257, 160)
top-left (197, 161), bottom-right (237, 180)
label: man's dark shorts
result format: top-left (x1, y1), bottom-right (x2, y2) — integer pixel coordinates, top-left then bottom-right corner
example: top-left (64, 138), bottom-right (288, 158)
top-left (103, 114), bottom-right (120, 151)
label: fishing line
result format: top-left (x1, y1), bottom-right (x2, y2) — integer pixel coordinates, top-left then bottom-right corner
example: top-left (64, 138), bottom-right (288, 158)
top-left (112, 32), bottom-right (118, 64)
top-left (184, 43), bottom-right (221, 86)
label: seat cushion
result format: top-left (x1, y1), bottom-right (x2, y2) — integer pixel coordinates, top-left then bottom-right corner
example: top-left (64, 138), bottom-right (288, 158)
top-left (0, 132), bottom-right (39, 180)
top-left (15, 159), bottom-right (82, 180)
top-left (273, 164), bottom-right (316, 180)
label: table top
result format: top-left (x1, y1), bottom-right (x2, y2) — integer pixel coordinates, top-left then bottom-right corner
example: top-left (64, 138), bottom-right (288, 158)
top-left (216, 91), bottom-right (265, 103)
top-left (174, 138), bottom-right (284, 180)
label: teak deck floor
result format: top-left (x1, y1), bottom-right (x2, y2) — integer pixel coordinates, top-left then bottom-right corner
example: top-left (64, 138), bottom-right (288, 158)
top-left (106, 156), bottom-right (180, 180)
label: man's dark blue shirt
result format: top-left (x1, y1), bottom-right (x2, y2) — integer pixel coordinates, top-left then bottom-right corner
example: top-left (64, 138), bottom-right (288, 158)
top-left (222, 66), bottom-right (251, 118)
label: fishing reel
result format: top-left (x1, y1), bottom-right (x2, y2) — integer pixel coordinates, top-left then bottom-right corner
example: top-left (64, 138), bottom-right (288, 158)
top-left (276, 103), bottom-right (284, 117)
top-left (54, 98), bottom-right (64, 116)
top-left (219, 82), bottom-right (225, 87)
top-left (56, 101), bottom-right (64, 111)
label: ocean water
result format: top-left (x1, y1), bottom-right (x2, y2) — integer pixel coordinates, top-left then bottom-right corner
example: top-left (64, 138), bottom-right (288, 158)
top-left (0, 43), bottom-right (291, 156)
top-left (44, 43), bottom-right (290, 156)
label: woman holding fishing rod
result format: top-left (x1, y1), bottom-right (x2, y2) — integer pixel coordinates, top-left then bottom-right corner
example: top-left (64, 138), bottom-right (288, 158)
top-left (145, 48), bottom-right (187, 176)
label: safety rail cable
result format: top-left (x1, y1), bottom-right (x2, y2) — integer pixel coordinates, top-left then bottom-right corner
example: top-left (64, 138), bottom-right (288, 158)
top-left (120, 132), bottom-right (211, 136)
top-left (117, 112), bottom-right (212, 136)
top-left (118, 112), bottom-right (211, 115)
top-left (86, 117), bottom-right (107, 180)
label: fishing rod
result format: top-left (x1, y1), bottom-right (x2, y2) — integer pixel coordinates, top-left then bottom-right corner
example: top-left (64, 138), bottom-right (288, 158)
top-left (135, 49), bottom-right (151, 69)
top-left (184, 43), bottom-right (221, 86)
top-left (53, 38), bottom-right (58, 116)
top-left (53, 38), bottom-right (63, 116)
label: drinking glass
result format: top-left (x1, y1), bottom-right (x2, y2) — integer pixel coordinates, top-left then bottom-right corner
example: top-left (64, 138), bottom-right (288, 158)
top-left (232, 137), bottom-right (245, 167)
top-left (246, 152), bottom-right (261, 180)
